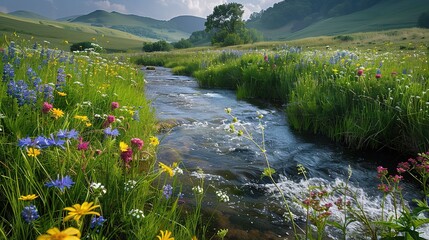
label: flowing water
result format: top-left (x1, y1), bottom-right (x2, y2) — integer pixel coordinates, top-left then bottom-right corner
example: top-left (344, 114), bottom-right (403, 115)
top-left (144, 67), bottom-right (428, 240)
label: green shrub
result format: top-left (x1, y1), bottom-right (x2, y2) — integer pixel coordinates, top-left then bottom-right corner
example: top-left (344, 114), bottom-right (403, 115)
top-left (142, 40), bottom-right (173, 52)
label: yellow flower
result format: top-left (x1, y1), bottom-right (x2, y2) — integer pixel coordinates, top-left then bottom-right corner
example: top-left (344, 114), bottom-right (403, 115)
top-left (37, 227), bottom-right (80, 240)
top-left (159, 162), bottom-right (174, 177)
top-left (119, 141), bottom-right (129, 152)
top-left (156, 230), bottom-right (174, 240)
top-left (50, 108), bottom-right (64, 119)
top-left (149, 136), bottom-right (159, 146)
top-left (57, 91), bottom-right (67, 96)
top-left (63, 202), bottom-right (100, 222)
top-left (85, 122), bottom-right (92, 127)
top-left (27, 148), bottom-right (41, 157)
top-left (19, 194), bottom-right (38, 201)
top-left (74, 115), bottom-right (89, 122)
top-left (66, 74), bottom-right (72, 79)
top-left (191, 236), bottom-right (198, 240)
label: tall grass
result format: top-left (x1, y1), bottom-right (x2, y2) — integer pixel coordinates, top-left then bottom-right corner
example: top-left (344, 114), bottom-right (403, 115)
top-left (0, 35), bottom-right (212, 239)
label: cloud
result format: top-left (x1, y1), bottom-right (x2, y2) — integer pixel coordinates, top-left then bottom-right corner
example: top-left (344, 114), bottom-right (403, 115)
top-left (178, 0), bottom-right (226, 17)
top-left (91, 0), bottom-right (127, 13)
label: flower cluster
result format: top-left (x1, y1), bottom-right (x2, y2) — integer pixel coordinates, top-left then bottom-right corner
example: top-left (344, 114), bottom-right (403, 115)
top-left (128, 209), bottom-right (145, 219)
top-left (215, 190), bottom-right (230, 202)
top-left (90, 182), bottom-right (107, 197)
top-left (124, 180), bottom-right (137, 191)
top-left (18, 129), bottom-right (79, 150)
top-left (45, 175), bottom-right (75, 191)
top-left (21, 204), bottom-right (40, 223)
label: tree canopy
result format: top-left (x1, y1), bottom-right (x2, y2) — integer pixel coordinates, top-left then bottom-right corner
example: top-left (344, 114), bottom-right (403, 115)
top-left (204, 3), bottom-right (262, 46)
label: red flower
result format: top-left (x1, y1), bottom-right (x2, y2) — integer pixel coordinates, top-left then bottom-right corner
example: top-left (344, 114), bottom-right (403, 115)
top-left (131, 138), bottom-right (144, 150)
top-left (111, 102), bottom-right (119, 110)
top-left (357, 69), bottom-right (364, 76)
top-left (42, 102), bottom-right (53, 114)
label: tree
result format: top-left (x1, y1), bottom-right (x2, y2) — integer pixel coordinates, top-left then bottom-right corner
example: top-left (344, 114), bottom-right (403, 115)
top-left (142, 40), bottom-right (172, 52)
top-left (205, 3), bottom-right (245, 45)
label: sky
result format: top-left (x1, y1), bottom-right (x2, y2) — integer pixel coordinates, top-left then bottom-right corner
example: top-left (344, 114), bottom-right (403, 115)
top-left (0, 0), bottom-right (281, 20)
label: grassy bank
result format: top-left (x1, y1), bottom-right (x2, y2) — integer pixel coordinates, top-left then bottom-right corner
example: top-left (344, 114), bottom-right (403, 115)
top-left (0, 35), bottom-right (213, 239)
top-left (133, 28), bottom-right (429, 154)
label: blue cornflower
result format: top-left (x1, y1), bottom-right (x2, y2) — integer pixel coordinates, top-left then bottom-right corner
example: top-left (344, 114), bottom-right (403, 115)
top-left (104, 127), bottom-right (119, 137)
top-left (34, 136), bottom-right (50, 149)
top-left (56, 68), bottom-right (66, 91)
top-left (56, 129), bottom-right (79, 140)
top-left (18, 137), bottom-right (33, 148)
top-left (2, 63), bottom-right (14, 82)
top-left (46, 135), bottom-right (65, 149)
top-left (45, 175), bottom-right (75, 191)
top-left (163, 184), bottom-right (173, 199)
top-left (90, 215), bottom-right (106, 229)
top-left (21, 204), bottom-right (39, 223)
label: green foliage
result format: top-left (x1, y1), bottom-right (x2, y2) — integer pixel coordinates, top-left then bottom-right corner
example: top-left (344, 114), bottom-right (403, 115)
top-left (142, 40), bottom-right (173, 52)
top-left (70, 41), bottom-right (103, 52)
top-left (173, 38), bottom-right (193, 49)
top-left (418, 11), bottom-right (429, 28)
top-left (0, 37), bottom-right (210, 240)
top-left (333, 35), bottom-right (354, 41)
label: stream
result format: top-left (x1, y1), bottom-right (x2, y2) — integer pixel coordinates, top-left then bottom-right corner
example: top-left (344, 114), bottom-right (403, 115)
top-left (144, 67), bottom-right (428, 240)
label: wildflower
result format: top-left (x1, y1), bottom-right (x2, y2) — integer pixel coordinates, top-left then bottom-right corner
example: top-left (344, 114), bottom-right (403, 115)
top-left (19, 194), bottom-right (38, 201)
top-left (119, 141), bottom-right (129, 152)
top-left (90, 182), bottom-right (107, 196)
top-left (150, 136), bottom-right (159, 146)
top-left (217, 229), bottom-right (228, 239)
top-left (50, 108), bottom-right (64, 119)
top-left (225, 108), bottom-right (232, 114)
top-left (120, 148), bottom-right (133, 167)
top-left (63, 201), bottom-right (100, 222)
top-left (45, 175), bottom-right (75, 191)
top-left (192, 186), bottom-right (203, 194)
top-left (27, 147), bottom-right (41, 157)
top-left (376, 166), bottom-right (388, 178)
top-left (157, 230), bottom-right (174, 240)
top-left (159, 162), bottom-right (174, 177)
top-left (357, 68), bottom-right (364, 76)
top-left (77, 137), bottom-right (89, 151)
top-left (378, 183), bottom-right (392, 193)
top-left (57, 91), bottom-right (67, 96)
top-left (124, 180), bottom-right (137, 191)
top-left (37, 227), bottom-right (80, 240)
top-left (216, 190), bottom-right (230, 202)
top-left (111, 101), bottom-right (119, 110)
top-left (56, 68), bottom-right (66, 91)
top-left (18, 137), bottom-right (32, 148)
top-left (90, 216), bottom-right (106, 229)
top-left (130, 138), bottom-right (144, 150)
top-left (128, 209), bottom-right (145, 219)
top-left (42, 102), bottom-right (53, 114)
top-left (21, 204), bottom-right (39, 223)
top-left (375, 69), bottom-right (382, 79)
top-left (107, 115), bottom-right (115, 123)
top-left (163, 184), bottom-right (173, 199)
top-left (104, 127), bottom-right (119, 137)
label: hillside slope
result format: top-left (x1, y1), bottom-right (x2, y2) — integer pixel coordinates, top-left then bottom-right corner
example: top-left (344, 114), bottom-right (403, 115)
top-left (0, 12), bottom-right (150, 51)
top-left (249, 0), bottom-right (429, 40)
top-left (71, 10), bottom-right (205, 42)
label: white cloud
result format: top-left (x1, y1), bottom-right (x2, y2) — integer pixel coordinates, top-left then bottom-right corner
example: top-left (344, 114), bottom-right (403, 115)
top-left (92, 0), bottom-right (127, 13)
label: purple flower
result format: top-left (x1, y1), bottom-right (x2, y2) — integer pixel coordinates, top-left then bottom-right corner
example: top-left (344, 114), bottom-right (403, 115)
top-left (21, 204), bottom-right (39, 223)
top-left (90, 216), bottom-right (106, 229)
top-left (45, 175), bottom-right (74, 191)
top-left (18, 137), bottom-right (33, 148)
top-left (163, 184), bottom-right (173, 199)
top-left (56, 68), bottom-right (66, 91)
top-left (104, 127), bottom-right (119, 137)
top-left (2, 63), bottom-right (14, 82)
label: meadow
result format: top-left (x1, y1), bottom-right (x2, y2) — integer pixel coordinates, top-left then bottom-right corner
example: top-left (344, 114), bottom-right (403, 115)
top-left (1, 27), bottom-right (429, 240)
top-left (134, 28), bottom-right (429, 154)
top-left (0, 35), bottom-right (218, 240)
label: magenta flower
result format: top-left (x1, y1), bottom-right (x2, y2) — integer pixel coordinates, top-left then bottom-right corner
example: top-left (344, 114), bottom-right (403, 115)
top-left (42, 102), bottom-right (53, 114)
top-left (131, 138), bottom-right (144, 150)
top-left (357, 69), bottom-right (364, 76)
top-left (111, 102), bottom-right (119, 110)
top-left (107, 115), bottom-right (115, 123)
top-left (77, 137), bottom-right (89, 151)
top-left (377, 166), bottom-right (388, 178)
top-left (120, 148), bottom-right (133, 168)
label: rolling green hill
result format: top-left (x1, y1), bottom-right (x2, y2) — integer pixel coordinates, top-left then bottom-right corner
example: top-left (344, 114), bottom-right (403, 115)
top-left (9, 10), bottom-right (51, 20)
top-left (248, 0), bottom-right (429, 40)
top-left (0, 12), bottom-right (151, 52)
top-left (71, 10), bottom-right (205, 42)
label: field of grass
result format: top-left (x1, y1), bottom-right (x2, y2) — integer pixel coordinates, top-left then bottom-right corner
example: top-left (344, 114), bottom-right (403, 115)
top-left (0, 13), bottom-right (151, 52)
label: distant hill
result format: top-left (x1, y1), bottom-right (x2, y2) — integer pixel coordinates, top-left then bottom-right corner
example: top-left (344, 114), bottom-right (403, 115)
top-left (0, 12), bottom-right (151, 52)
top-left (56, 15), bottom-right (82, 22)
top-left (8, 10), bottom-right (51, 20)
top-left (71, 10), bottom-right (205, 42)
top-left (247, 0), bottom-right (429, 40)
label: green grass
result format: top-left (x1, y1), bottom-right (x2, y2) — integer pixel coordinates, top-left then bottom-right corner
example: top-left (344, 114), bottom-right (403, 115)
top-left (0, 13), bottom-right (150, 52)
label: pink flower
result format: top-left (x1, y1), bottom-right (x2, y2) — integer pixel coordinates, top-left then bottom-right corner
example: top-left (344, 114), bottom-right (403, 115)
top-left (357, 69), bottom-right (364, 76)
top-left (375, 73), bottom-right (382, 79)
top-left (377, 166), bottom-right (388, 178)
top-left (77, 137), bottom-right (89, 151)
top-left (390, 174), bottom-right (403, 183)
top-left (42, 102), bottom-right (53, 114)
top-left (111, 102), bottom-right (119, 110)
top-left (107, 115), bottom-right (115, 123)
top-left (131, 138), bottom-right (144, 150)
top-left (120, 148), bottom-right (133, 168)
